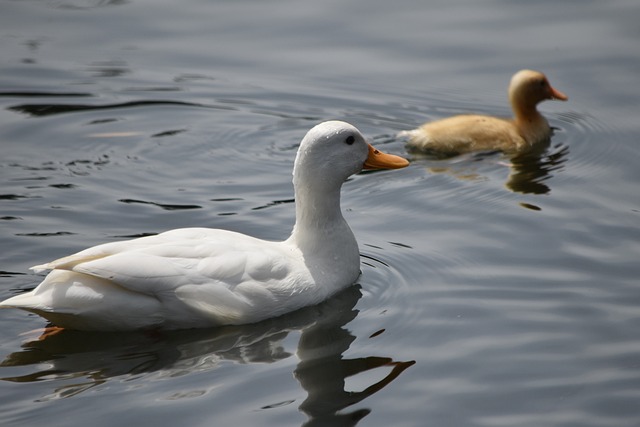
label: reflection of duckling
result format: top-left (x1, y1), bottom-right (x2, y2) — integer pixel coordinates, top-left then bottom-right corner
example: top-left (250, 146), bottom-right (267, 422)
top-left (504, 144), bottom-right (570, 195)
top-left (400, 70), bottom-right (568, 156)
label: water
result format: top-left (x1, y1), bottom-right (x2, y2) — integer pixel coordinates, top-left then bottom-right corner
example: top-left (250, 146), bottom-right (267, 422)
top-left (1, 0), bottom-right (639, 426)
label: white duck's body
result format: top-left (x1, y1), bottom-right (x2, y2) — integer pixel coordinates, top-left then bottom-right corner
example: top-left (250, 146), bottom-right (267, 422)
top-left (0, 121), bottom-right (408, 331)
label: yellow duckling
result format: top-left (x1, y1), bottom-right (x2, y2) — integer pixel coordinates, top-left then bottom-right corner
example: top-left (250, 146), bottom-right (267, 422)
top-left (400, 70), bottom-right (568, 156)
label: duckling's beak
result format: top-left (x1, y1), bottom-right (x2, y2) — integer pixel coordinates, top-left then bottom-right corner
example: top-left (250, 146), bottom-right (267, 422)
top-left (549, 85), bottom-right (568, 101)
top-left (363, 144), bottom-right (410, 170)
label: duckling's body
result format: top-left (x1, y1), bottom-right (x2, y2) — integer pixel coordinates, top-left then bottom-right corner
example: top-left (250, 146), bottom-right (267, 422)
top-left (401, 70), bottom-right (568, 156)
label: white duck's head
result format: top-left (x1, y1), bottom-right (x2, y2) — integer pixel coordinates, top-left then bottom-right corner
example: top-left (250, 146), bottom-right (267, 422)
top-left (292, 120), bottom-right (409, 190)
top-left (508, 70), bottom-right (568, 116)
top-left (287, 121), bottom-right (408, 293)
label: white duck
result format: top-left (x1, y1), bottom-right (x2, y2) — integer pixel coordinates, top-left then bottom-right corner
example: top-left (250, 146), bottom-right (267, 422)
top-left (400, 70), bottom-right (568, 156)
top-left (0, 121), bottom-right (409, 331)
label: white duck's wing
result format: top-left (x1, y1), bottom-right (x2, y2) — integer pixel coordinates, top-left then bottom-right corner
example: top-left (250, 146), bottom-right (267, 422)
top-left (28, 228), bottom-right (300, 327)
top-left (173, 246), bottom-right (300, 325)
top-left (30, 228), bottom-right (214, 273)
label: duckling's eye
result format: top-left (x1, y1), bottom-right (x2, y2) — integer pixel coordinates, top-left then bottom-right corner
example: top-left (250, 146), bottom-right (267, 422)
top-left (345, 135), bottom-right (355, 145)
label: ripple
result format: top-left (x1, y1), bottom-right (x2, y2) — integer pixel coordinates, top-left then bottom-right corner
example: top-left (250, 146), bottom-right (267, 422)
top-left (117, 199), bottom-right (202, 211)
top-left (356, 239), bottom-right (461, 340)
top-left (553, 110), bottom-right (623, 181)
top-left (8, 100), bottom-right (210, 117)
top-left (0, 194), bottom-right (30, 200)
top-left (163, 390), bottom-right (207, 401)
top-left (0, 91), bottom-right (92, 98)
top-left (111, 232), bottom-right (157, 239)
top-left (259, 399), bottom-right (296, 410)
top-left (46, 0), bottom-right (128, 10)
top-left (151, 129), bottom-right (187, 138)
top-left (358, 243), bottom-right (415, 315)
top-left (251, 198), bottom-right (295, 211)
top-left (48, 184), bottom-right (77, 189)
top-left (16, 231), bottom-right (76, 237)
top-left (0, 271), bottom-right (27, 277)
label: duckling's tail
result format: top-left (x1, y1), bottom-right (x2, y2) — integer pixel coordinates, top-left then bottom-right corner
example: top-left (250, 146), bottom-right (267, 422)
top-left (397, 129), bottom-right (418, 139)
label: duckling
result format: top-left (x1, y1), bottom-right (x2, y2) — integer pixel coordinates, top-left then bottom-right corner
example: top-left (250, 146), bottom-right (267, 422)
top-left (400, 70), bottom-right (568, 156)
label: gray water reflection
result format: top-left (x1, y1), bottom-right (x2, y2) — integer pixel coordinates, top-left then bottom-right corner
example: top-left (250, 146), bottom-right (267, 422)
top-left (409, 143), bottom-right (570, 197)
top-left (1, 286), bottom-right (414, 425)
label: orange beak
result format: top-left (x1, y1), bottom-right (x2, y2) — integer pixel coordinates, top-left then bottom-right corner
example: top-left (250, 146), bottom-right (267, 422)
top-left (363, 144), bottom-right (410, 170)
top-left (549, 85), bottom-right (568, 101)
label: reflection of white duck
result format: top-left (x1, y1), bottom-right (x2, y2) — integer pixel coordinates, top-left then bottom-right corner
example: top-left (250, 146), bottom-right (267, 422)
top-left (0, 121), bottom-right (409, 331)
top-left (3, 285), bottom-right (414, 421)
top-left (400, 70), bottom-right (568, 156)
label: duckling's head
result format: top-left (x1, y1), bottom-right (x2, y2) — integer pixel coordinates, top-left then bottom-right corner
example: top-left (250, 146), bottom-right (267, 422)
top-left (508, 70), bottom-right (568, 111)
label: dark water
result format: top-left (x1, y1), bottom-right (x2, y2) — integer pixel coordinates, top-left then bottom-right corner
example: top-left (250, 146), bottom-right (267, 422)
top-left (1, 1), bottom-right (639, 426)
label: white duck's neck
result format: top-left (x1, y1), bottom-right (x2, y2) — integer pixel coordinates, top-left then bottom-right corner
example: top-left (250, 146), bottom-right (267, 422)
top-left (289, 181), bottom-right (355, 252)
top-left (286, 177), bottom-right (361, 295)
top-left (284, 140), bottom-right (362, 289)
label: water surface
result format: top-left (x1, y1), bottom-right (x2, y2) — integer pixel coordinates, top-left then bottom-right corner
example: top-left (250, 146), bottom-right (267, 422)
top-left (1, 1), bottom-right (640, 426)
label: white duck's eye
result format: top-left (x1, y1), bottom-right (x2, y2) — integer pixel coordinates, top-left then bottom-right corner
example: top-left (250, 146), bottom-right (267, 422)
top-left (345, 135), bottom-right (355, 145)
